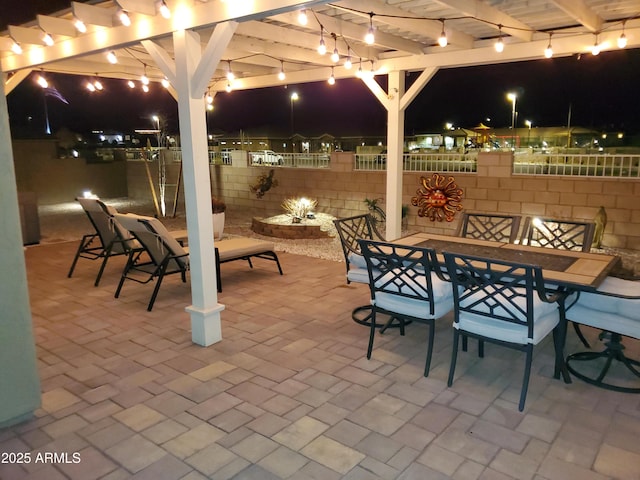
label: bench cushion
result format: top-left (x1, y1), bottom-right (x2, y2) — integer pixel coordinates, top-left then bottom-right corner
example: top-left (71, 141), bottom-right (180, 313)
top-left (216, 237), bottom-right (275, 261)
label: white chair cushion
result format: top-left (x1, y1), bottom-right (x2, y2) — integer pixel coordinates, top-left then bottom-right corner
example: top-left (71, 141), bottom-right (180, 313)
top-left (456, 285), bottom-right (559, 344)
top-left (575, 277), bottom-right (640, 321)
top-left (347, 267), bottom-right (370, 284)
top-left (457, 310), bottom-right (559, 345)
top-left (567, 303), bottom-right (640, 340)
top-left (348, 252), bottom-right (367, 269)
top-left (374, 273), bottom-right (454, 320)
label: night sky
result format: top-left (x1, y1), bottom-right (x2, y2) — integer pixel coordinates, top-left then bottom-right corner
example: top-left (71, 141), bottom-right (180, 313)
top-left (3, 1), bottom-right (640, 137)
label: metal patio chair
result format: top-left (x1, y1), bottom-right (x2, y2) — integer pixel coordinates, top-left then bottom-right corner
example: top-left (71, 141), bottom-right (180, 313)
top-left (444, 251), bottom-right (568, 411)
top-left (67, 197), bottom-right (139, 286)
top-left (114, 213), bottom-right (189, 311)
top-left (456, 212), bottom-right (522, 243)
top-left (358, 239), bottom-right (455, 377)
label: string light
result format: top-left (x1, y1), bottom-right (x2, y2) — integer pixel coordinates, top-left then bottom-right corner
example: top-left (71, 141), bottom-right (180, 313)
top-left (225, 82), bottom-right (232, 92)
top-left (161, 77), bottom-right (170, 88)
top-left (328, 66), bottom-right (335, 85)
top-left (591, 33), bottom-right (600, 55)
top-left (142, 84), bottom-right (149, 92)
top-left (41, 29), bottom-right (54, 46)
top-left (73, 17), bottom-right (86, 33)
top-left (37, 74), bottom-right (48, 88)
top-left (94, 76), bottom-right (103, 91)
top-left (494, 25), bottom-right (504, 52)
top-left (206, 91), bottom-right (213, 104)
top-left (297, 9), bottom-right (308, 26)
top-left (438, 20), bottom-right (447, 47)
top-left (127, 80), bottom-right (135, 88)
top-left (278, 60), bottom-right (286, 80)
top-left (226, 60), bottom-right (235, 81)
top-left (365, 12), bottom-right (375, 45)
top-left (11, 39), bottom-right (22, 55)
top-left (618, 21), bottom-right (628, 48)
top-left (356, 58), bottom-right (363, 78)
top-left (331, 34), bottom-right (339, 63)
top-left (544, 33), bottom-right (553, 58)
top-left (86, 81), bottom-right (96, 92)
top-left (141, 65), bottom-right (150, 85)
top-left (106, 51), bottom-right (117, 64)
top-left (344, 47), bottom-right (352, 69)
top-left (118, 10), bottom-right (131, 27)
top-left (317, 27), bottom-right (326, 55)
top-left (158, 0), bottom-right (171, 19)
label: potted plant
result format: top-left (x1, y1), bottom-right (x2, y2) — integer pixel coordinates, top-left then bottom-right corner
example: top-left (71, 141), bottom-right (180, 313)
top-left (211, 196), bottom-right (226, 240)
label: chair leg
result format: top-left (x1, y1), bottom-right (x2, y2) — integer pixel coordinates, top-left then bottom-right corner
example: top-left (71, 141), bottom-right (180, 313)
top-left (68, 234), bottom-right (93, 278)
top-left (95, 248), bottom-right (112, 287)
top-left (519, 345), bottom-right (534, 412)
top-left (366, 309), bottom-right (377, 359)
top-left (147, 263), bottom-right (168, 311)
top-left (114, 251), bottom-right (135, 299)
top-left (448, 329), bottom-right (460, 387)
top-left (423, 319), bottom-right (435, 377)
top-left (572, 322), bottom-right (591, 348)
top-left (478, 340), bottom-right (484, 358)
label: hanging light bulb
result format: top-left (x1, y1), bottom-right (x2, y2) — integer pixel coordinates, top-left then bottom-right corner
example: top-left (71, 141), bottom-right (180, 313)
top-left (298, 9), bottom-right (308, 26)
top-left (225, 82), bottom-right (232, 93)
top-left (356, 58), bottom-right (363, 78)
top-left (119, 10), bottom-right (131, 27)
top-left (127, 80), bottom-right (136, 88)
top-left (344, 47), bottom-right (352, 69)
top-left (158, 0), bottom-right (171, 19)
top-left (544, 33), bottom-right (553, 58)
top-left (207, 103), bottom-right (214, 111)
top-left (278, 61), bottom-right (286, 81)
top-left (494, 25), bottom-right (504, 52)
top-left (365, 13), bottom-right (375, 45)
top-left (591, 34), bottom-right (601, 55)
top-left (86, 81), bottom-right (96, 92)
top-left (141, 69), bottom-right (150, 85)
top-left (37, 74), bottom-right (48, 88)
top-left (331, 34), bottom-right (339, 63)
top-left (438, 20), bottom-right (447, 47)
top-left (107, 51), bottom-right (118, 64)
top-left (74, 17), bottom-right (87, 33)
top-left (11, 39), bottom-right (22, 55)
top-left (317, 27), bottom-right (326, 55)
top-left (369, 60), bottom-right (375, 78)
top-left (161, 77), bottom-right (170, 88)
top-left (226, 60), bottom-right (235, 81)
top-left (328, 67), bottom-right (335, 85)
top-left (206, 91), bottom-right (213, 104)
top-left (142, 84), bottom-right (149, 92)
top-left (94, 78), bottom-right (103, 91)
top-left (618, 21), bottom-right (628, 48)
top-left (41, 30), bottom-right (54, 46)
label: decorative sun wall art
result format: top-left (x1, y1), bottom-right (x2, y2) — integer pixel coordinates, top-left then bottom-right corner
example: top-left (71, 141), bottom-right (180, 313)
top-left (411, 173), bottom-right (463, 222)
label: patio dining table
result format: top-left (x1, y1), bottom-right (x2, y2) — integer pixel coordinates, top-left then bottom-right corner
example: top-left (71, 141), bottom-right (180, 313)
top-left (393, 232), bottom-right (620, 291)
top-left (392, 232), bottom-right (622, 384)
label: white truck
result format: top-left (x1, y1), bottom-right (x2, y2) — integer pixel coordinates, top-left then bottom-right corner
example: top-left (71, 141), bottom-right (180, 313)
top-left (252, 150), bottom-right (283, 165)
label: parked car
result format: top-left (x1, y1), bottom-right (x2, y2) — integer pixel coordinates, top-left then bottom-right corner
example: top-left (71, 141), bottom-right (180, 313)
top-left (253, 150), bottom-right (283, 165)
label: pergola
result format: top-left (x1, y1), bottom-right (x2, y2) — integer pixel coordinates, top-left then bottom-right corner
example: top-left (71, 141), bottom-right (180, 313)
top-left (1, 1), bottom-right (638, 352)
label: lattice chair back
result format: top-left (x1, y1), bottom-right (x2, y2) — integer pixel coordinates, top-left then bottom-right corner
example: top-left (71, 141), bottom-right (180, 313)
top-left (456, 212), bottom-right (522, 243)
top-left (358, 239), bottom-right (455, 376)
top-left (520, 217), bottom-right (595, 252)
top-left (333, 214), bottom-right (376, 284)
top-left (444, 251), bottom-right (566, 411)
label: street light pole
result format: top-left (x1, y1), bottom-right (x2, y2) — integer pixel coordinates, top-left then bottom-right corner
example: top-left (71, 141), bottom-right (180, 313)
top-left (290, 92), bottom-right (299, 139)
top-left (507, 92), bottom-right (517, 150)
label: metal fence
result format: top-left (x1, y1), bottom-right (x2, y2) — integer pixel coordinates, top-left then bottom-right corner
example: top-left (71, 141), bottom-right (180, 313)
top-left (247, 152), bottom-right (330, 168)
top-left (513, 153), bottom-right (640, 178)
top-left (355, 152), bottom-right (478, 172)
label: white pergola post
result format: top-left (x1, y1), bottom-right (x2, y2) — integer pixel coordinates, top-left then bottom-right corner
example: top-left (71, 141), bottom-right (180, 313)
top-left (0, 78), bottom-right (41, 426)
top-left (363, 67), bottom-right (439, 240)
top-left (172, 29), bottom-right (223, 346)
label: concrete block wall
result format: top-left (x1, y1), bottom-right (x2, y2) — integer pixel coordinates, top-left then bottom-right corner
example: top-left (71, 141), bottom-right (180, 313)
top-left (124, 151), bottom-right (640, 250)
